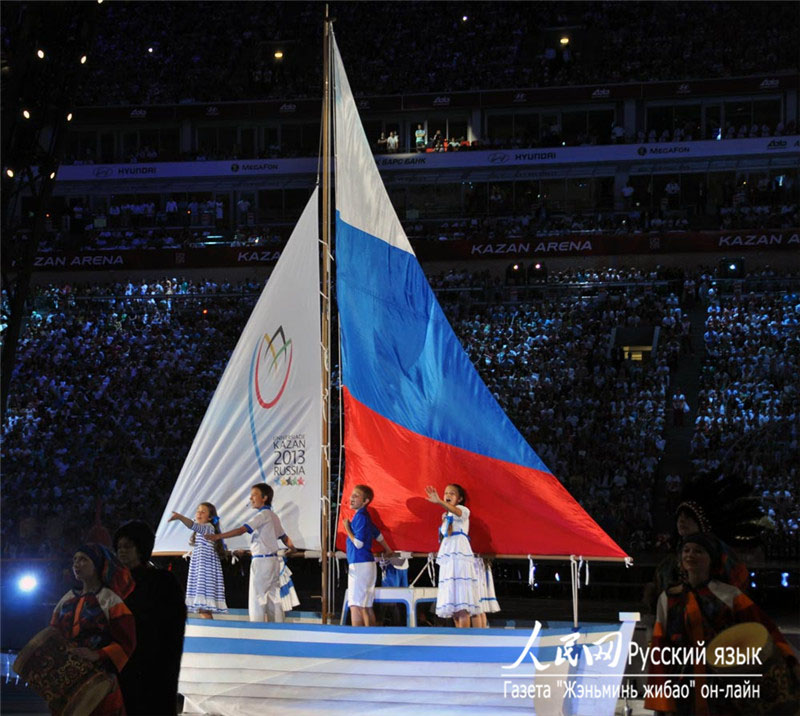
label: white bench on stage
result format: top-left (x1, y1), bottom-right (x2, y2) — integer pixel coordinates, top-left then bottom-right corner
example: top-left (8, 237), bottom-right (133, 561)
top-left (340, 586), bottom-right (438, 626)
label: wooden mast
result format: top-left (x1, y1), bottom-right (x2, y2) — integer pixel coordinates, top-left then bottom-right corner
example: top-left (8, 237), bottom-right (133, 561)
top-left (320, 6), bottom-right (333, 624)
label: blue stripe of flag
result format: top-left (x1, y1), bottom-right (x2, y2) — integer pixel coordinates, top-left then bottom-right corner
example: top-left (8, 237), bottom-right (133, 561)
top-left (336, 213), bottom-right (549, 473)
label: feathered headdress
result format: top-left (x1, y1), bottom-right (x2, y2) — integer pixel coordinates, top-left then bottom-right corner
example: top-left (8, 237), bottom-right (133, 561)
top-left (677, 470), bottom-right (763, 547)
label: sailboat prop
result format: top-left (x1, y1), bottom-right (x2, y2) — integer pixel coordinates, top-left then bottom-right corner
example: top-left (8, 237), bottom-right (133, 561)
top-left (332, 32), bottom-right (625, 561)
top-left (157, 20), bottom-right (637, 716)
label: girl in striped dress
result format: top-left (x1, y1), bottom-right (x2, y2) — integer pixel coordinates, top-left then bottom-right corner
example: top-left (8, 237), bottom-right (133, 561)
top-left (169, 503), bottom-right (228, 618)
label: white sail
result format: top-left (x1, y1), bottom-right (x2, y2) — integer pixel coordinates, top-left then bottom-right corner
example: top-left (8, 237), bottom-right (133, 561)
top-left (154, 188), bottom-right (322, 552)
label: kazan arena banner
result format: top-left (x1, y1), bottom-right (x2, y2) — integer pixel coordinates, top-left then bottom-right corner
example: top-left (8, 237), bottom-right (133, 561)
top-left (19, 229), bottom-right (800, 273)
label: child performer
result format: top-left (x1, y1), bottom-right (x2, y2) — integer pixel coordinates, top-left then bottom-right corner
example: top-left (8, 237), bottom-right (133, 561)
top-left (169, 503), bottom-right (228, 618)
top-left (425, 484), bottom-right (480, 628)
top-left (472, 556), bottom-right (500, 628)
top-left (207, 484), bottom-right (296, 622)
top-left (342, 484), bottom-right (394, 626)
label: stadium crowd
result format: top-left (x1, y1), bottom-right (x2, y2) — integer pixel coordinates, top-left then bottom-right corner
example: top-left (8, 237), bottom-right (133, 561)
top-left (691, 292), bottom-right (800, 556)
top-left (53, 2), bottom-right (798, 107)
top-left (4, 266), bottom-right (797, 560)
top-left (14, 171), bottom-right (796, 255)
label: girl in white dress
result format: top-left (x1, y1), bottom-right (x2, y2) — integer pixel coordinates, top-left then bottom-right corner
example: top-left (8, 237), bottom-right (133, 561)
top-left (425, 484), bottom-right (480, 628)
top-left (472, 556), bottom-right (500, 627)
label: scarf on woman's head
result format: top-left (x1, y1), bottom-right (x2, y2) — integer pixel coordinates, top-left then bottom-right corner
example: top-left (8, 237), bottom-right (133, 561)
top-left (75, 542), bottom-right (135, 598)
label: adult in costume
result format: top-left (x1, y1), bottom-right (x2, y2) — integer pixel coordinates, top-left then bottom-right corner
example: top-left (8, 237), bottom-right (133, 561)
top-left (114, 521), bottom-right (186, 715)
top-left (647, 471), bottom-right (761, 614)
top-left (645, 533), bottom-right (799, 715)
top-left (50, 543), bottom-right (137, 716)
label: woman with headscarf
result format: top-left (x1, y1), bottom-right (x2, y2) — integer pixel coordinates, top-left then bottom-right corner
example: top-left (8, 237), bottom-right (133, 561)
top-left (645, 470), bottom-right (761, 616)
top-left (50, 543), bottom-right (137, 715)
top-left (645, 533), bottom-right (799, 715)
top-left (654, 499), bottom-right (750, 598)
top-left (114, 520), bottom-right (186, 715)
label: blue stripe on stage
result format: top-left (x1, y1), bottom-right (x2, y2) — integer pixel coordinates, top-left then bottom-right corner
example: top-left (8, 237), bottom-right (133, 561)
top-left (185, 619), bottom-right (620, 636)
top-left (185, 636), bottom-right (562, 663)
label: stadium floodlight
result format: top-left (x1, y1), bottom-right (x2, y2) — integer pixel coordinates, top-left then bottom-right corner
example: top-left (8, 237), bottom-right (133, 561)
top-left (528, 261), bottom-right (548, 283)
top-left (18, 574), bottom-right (38, 593)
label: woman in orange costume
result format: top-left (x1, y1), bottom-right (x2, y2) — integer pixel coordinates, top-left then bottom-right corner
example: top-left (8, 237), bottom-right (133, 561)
top-left (646, 533), bottom-right (799, 715)
top-left (50, 543), bottom-right (137, 715)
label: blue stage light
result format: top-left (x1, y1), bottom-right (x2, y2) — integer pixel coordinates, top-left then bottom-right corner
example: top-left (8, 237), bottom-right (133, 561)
top-left (554, 572), bottom-right (560, 582)
top-left (18, 574), bottom-right (38, 593)
top-left (781, 572), bottom-right (789, 588)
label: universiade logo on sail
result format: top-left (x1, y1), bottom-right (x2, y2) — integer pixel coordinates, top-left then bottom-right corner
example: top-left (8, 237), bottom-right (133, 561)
top-left (248, 326), bottom-right (296, 484)
top-left (252, 326), bottom-right (293, 409)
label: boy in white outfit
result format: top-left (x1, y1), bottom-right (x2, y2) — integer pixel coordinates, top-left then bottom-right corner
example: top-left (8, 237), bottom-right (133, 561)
top-left (207, 483), bottom-right (296, 621)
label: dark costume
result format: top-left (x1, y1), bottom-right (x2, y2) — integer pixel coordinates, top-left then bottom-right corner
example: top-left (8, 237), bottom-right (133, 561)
top-left (119, 563), bottom-right (186, 715)
top-left (114, 520), bottom-right (187, 716)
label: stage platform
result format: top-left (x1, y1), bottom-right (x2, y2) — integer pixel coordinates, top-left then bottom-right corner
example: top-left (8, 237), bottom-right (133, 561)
top-left (179, 613), bottom-right (638, 715)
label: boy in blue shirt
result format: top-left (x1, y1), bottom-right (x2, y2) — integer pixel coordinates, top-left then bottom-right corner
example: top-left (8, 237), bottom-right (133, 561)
top-left (343, 484), bottom-right (393, 626)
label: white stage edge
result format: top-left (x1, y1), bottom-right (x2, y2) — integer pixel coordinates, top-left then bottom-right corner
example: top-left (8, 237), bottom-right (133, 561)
top-left (179, 611), bottom-right (638, 715)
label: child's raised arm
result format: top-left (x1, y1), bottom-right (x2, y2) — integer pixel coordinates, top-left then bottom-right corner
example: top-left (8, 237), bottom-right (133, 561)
top-left (168, 512), bottom-right (193, 529)
top-left (206, 526), bottom-right (247, 542)
top-left (424, 486), bottom-right (463, 516)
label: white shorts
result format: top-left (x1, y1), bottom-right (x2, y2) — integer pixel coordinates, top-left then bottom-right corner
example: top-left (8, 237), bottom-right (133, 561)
top-left (347, 561), bottom-right (377, 608)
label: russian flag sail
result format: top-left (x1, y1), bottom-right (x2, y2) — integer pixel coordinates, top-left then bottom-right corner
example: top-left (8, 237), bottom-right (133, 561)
top-left (332, 32), bottom-right (626, 559)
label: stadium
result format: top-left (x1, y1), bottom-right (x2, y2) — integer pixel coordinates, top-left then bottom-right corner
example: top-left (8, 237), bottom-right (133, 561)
top-left (2, 2), bottom-right (798, 715)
